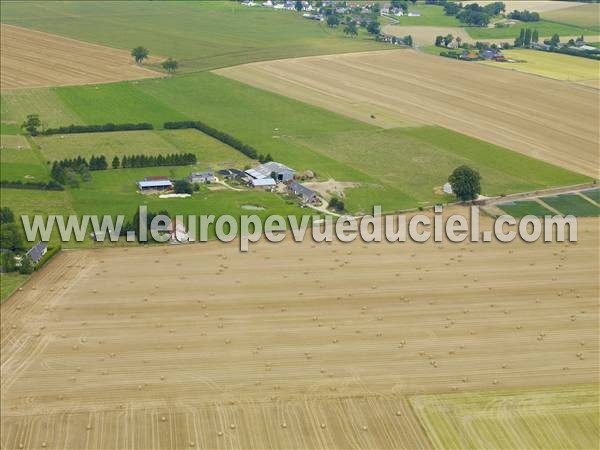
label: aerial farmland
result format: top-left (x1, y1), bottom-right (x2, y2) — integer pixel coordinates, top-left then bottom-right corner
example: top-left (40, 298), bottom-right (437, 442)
top-left (1, 1), bottom-right (599, 449)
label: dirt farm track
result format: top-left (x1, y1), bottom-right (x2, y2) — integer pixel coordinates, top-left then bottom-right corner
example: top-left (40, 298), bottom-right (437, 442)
top-left (0, 24), bottom-right (161, 90)
top-left (216, 50), bottom-right (599, 178)
top-left (1, 212), bottom-right (598, 449)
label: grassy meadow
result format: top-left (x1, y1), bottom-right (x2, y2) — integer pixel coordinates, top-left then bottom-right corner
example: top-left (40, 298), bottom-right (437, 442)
top-left (0, 0), bottom-right (385, 73)
top-left (35, 129), bottom-right (252, 166)
top-left (411, 385), bottom-right (600, 450)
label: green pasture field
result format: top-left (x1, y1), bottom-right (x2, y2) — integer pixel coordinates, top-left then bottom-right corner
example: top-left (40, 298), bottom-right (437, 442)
top-left (542, 194), bottom-right (600, 217)
top-left (466, 20), bottom-right (597, 40)
top-left (542, 3), bottom-right (600, 31)
top-left (392, 5), bottom-right (461, 27)
top-left (411, 384), bottom-right (599, 450)
top-left (1, 89), bottom-right (82, 128)
top-left (1, 134), bottom-right (30, 150)
top-left (292, 126), bottom-right (587, 213)
top-left (0, 273), bottom-right (30, 303)
top-left (0, 123), bottom-right (21, 135)
top-left (35, 129), bottom-right (252, 167)
top-left (581, 189), bottom-right (600, 204)
top-left (0, 147), bottom-right (50, 182)
top-left (1, 71), bottom-right (589, 214)
top-left (497, 200), bottom-right (554, 218)
top-left (0, 0), bottom-right (385, 73)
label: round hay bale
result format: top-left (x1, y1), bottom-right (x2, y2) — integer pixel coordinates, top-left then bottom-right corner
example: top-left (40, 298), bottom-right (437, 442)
top-left (281, 422), bottom-right (287, 429)
top-left (229, 423), bottom-right (236, 430)
top-left (217, 431), bottom-right (223, 437)
top-left (161, 416), bottom-right (167, 422)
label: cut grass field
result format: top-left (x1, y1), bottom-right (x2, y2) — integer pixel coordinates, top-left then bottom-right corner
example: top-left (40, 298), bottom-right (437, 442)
top-left (0, 24), bottom-right (161, 90)
top-left (217, 50), bottom-right (598, 178)
top-left (542, 194), bottom-right (600, 217)
top-left (35, 129), bottom-right (252, 166)
top-left (1, 210), bottom-right (598, 449)
top-left (2, 70), bottom-right (589, 214)
top-left (542, 3), bottom-right (600, 30)
top-left (0, 0), bottom-right (385, 74)
top-left (480, 49), bottom-right (600, 88)
top-left (411, 384), bottom-right (599, 450)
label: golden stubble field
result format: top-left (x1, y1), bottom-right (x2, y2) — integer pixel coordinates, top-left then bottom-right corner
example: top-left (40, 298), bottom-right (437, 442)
top-left (1, 210), bottom-right (598, 449)
top-left (216, 50), bottom-right (599, 178)
top-left (0, 24), bottom-right (162, 90)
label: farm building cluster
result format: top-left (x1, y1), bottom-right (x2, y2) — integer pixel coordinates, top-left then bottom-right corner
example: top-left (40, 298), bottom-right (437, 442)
top-left (135, 161), bottom-right (321, 206)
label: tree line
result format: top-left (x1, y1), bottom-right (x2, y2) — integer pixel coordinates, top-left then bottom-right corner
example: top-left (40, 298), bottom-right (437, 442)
top-left (115, 152), bottom-right (197, 169)
top-left (42, 122), bottom-right (153, 136)
top-left (1, 180), bottom-right (64, 191)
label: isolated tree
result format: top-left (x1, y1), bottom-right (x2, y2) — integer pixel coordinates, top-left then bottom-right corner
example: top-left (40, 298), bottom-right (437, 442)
top-left (295, 0), bottom-right (303, 12)
top-left (404, 35), bottom-right (413, 47)
top-left (435, 35), bottom-right (444, 46)
top-left (532, 29), bottom-right (539, 43)
top-left (343, 21), bottom-right (358, 37)
top-left (19, 255), bottom-right (34, 275)
top-left (131, 46), bottom-right (149, 64)
top-left (112, 156), bottom-right (120, 169)
top-left (21, 114), bottom-right (41, 136)
top-left (448, 165), bottom-right (481, 201)
top-left (162, 58), bottom-right (179, 73)
top-left (367, 20), bottom-right (381, 35)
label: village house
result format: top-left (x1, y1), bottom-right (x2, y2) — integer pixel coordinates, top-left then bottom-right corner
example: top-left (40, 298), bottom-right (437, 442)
top-left (26, 242), bottom-right (47, 265)
top-left (287, 181), bottom-right (320, 205)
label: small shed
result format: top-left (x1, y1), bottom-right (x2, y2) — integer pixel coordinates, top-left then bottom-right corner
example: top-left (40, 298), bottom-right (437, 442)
top-left (137, 179), bottom-right (173, 192)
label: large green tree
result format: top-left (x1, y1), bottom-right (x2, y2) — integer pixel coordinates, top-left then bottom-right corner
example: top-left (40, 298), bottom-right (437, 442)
top-left (21, 114), bottom-right (41, 136)
top-left (162, 58), bottom-right (179, 73)
top-left (131, 46), bottom-right (149, 64)
top-left (448, 166), bottom-right (482, 201)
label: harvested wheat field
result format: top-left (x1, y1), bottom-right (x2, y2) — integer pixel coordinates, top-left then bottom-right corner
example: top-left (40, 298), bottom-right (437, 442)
top-left (0, 24), bottom-right (161, 90)
top-left (216, 50), bottom-right (599, 178)
top-left (1, 210), bottom-right (598, 449)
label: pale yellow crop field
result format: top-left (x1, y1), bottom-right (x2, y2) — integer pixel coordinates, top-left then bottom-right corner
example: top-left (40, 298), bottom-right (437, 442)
top-left (2, 211), bottom-right (598, 449)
